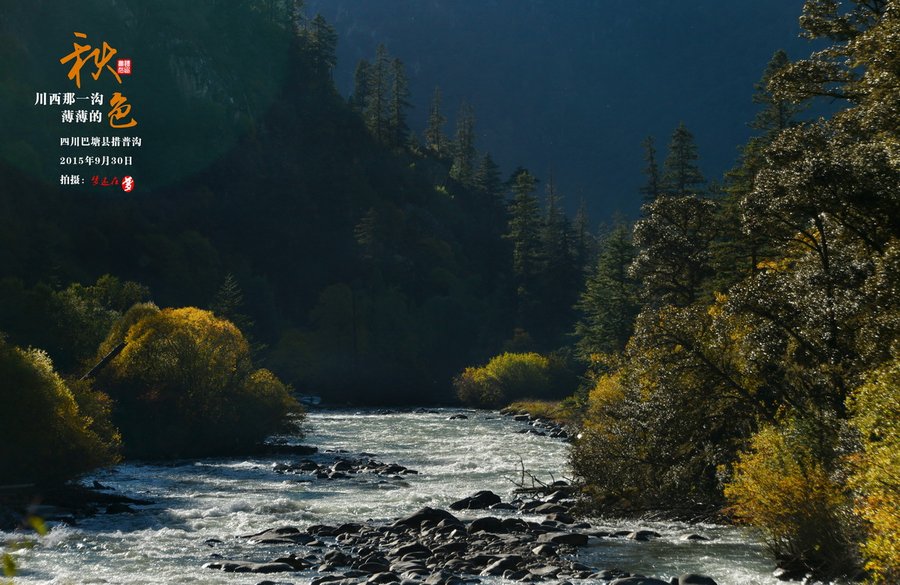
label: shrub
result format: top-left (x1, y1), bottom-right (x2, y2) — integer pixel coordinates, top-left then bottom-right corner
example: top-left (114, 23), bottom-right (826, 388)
top-left (724, 415), bottom-right (858, 578)
top-left (0, 336), bottom-right (118, 484)
top-left (504, 399), bottom-right (578, 424)
top-left (98, 307), bottom-right (300, 458)
top-left (454, 352), bottom-right (553, 408)
top-left (848, 358), bottom-right (900, 583)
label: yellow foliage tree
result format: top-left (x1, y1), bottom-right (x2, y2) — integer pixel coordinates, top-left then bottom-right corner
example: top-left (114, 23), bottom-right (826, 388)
top-left (725, 417), bottom-right (857, 577)
top-left (454, 352), bottom-right (552, 408)
top-left (0, 337), bottom-right (118, 484)
top-left (848, 358), bottom-right (900, 583)
top-left (99, 307), bottom-right (299, 458)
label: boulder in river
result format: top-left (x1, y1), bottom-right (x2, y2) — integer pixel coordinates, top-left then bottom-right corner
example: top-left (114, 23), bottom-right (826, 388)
top-left (536, 532), bottom-right (588, 546)
top-left (609, 578), bottom-right (671, 585)
top-left (468, 516), bottom-right (506, 533)
top-left (449, 490), bottom-right (501, 510)
top-left (627, 530), bottom-right (661, 541)
top-left (204, 560), bottom-right (296, 573)
top-left (393, 507), bottom-right (460, 529)
top-left (678, 574), bottom-right (718, 585)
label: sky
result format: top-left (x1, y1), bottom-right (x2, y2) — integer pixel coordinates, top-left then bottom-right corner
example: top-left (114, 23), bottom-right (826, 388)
top-left (306, 0), bottom-right (811, 223)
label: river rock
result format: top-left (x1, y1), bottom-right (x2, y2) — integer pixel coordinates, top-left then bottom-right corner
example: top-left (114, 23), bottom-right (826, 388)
top-left (531, 503), bottom-right (568, 514)
top-left (531, 543), bottom-right (558, 557)
top-left (274, 554), bottom-right (312, 570)
top-left (544, 512), bottom-right (575, 524)
top-left (450, 490), bottom-right (501, 510)
top-left (389, 542), bottom-right (432, 558)
top-left (536, 532), bottom-right (588, 546)
top-left (469, 516), bottom-right (506, 533)
top-left (312, 576), bottom-right (346, 585)
top-left (424, 570), bottom-right (465, 585)
top-left (245, 527), bottom-right (315, 545)
top-left (480, 555), bottom-right (523, 576)
top-left (627, 530), bottom-right (661, 541)
top-left (447, 414), bottom-right (468, 420)
top-left (680, 533), bottom-right (710, 542)
top-left (678, 574), bottom-right (718, 585)
top-left (609, 578), bottom-right (670, 585)
top-left (393, 507), bottom-right (460, 529)
top-left (529, 564), bottom-right (561, 577)
top-left (368, 571), bottom-right (400, 583)
top-left (204, 561), bottom-right (296, 573)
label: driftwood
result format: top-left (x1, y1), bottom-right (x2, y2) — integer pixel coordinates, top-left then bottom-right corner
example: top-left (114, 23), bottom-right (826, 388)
top-left (505, 457), bottom-right (576, 496)
top-left (79, 341), bottom-right (126, 381)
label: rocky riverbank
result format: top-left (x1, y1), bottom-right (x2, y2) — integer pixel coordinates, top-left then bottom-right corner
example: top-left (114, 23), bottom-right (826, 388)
top-left (203, 484), bottom-right (719, 585)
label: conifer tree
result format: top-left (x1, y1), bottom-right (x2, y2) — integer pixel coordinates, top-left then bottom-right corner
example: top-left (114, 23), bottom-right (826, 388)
top-left (715, 50), bottom-right (801, 288)
top-left (388, 58), bottom-right (411, 148)
top-left (574, 222), bottom-right (639, 358)
top-left (350, 60), bottom-right (370, 112)
top-left (662, 122), bottom-right (705, 197)
top-left (307, 14), bottom-right (337, 78)
top-left (364, 45), bottom-right (390, 143)
top-left (209, 273), bottom-right (254, 335)
top-left (537, 177), bottom-right (579, 343)
top-left (424, 87), bottom-right (448, 157)
top-left (572, 197), bottom-right (594, 270)
top-left (506, 168), bottom-right (541, 298)
top-left (449, 101), bottom-right (477, 185)
top-left (473, 153), bottom-right (502, 201)
top-left (639, 136), bottom-right (662, 202)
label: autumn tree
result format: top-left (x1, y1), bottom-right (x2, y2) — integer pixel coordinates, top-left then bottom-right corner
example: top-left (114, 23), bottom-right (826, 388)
top-left (98, 307), bottom-right (299, 458)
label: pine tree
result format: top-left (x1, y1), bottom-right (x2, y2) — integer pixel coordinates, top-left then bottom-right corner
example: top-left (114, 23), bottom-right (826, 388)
top-left (574, 222), bottom-right (639, 358)
top-left (572, 197), bottom-right (594, 270)
top-left (449, 101), bottom-right (477, 185)
top-left (715, 50), bottom-right (800, 288)
top-left (290, 0), bottom-right (306, 35)
top-left (662, 122), bottom-right (705, 197)
top-left (537, 177), bottom-right (579, 343)
top-left (751, 50), bottom-right (801, 137)
top-left (307, 14), bottom-right (337, 78)
top-left (350, 59), bottom-right (370, 112)
top-left (364, 45), bottom-right (390, 143)
top-left (639, 136), bottom-right (662, 202)
top-left (540, 176), bottom-right (569, 270)
top-left (209, 273), bottom-right (255, 335)
top-left (387, 58), bottom-right (411, 148)
top-left (506, 168), bottom-right (541, 300)
top-left (424, 87), bottom-right (448, 157)
top-left (473, 153), bottom-right (502, 200)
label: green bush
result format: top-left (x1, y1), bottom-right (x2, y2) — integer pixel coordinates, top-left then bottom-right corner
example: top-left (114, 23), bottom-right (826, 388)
top-left (848, 358), bottom-right (900, 583)
top-left (724, 415), bottom-right (859, 578)
top-left (0, 336), bottom-right (118, 484)
top-left (454, 352), bottom-right (553, 408)
top-left (98, 307), bottom-right (300, 459)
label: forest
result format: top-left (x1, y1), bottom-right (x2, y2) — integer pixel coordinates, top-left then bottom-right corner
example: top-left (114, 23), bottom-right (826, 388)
top-left (0, 0), bottom-right (897, 582)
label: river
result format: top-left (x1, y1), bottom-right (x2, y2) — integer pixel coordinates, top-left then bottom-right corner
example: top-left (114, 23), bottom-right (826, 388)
top-left (5, 410), bottom-right (792, 584)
